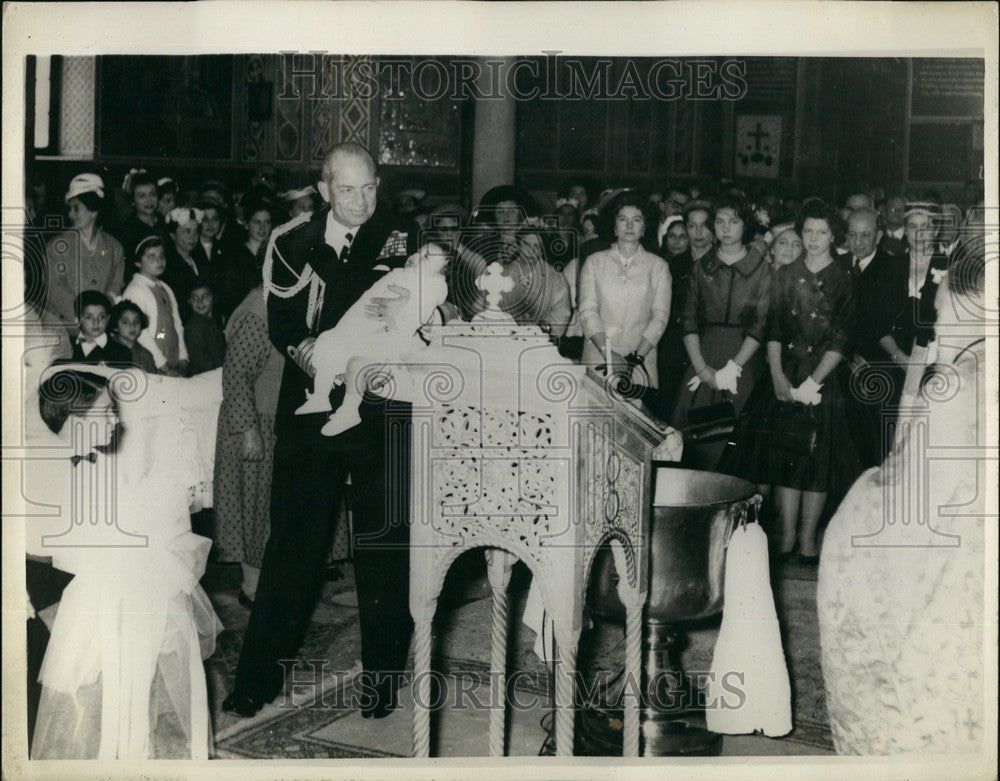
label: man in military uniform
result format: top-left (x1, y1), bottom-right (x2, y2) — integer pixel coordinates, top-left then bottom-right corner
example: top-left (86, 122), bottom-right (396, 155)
top-left (223, 143), bottom-right (411, 720)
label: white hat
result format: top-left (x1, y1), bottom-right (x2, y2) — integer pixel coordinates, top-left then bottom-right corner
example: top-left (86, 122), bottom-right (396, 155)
top-left (396, 188), bottom-right (426, 201)
top-left (280, 185), bottom-right (317, 202)
top-left (65, 173), bottom-right (104, 203)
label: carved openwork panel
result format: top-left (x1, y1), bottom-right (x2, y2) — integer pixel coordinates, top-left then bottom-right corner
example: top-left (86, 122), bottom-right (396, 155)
top-left (428, 405), bottom-right (566, 572)
top-left (578, 418), bottom-right (645, 591)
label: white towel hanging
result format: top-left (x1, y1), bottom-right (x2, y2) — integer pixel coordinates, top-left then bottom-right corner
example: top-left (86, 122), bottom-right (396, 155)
top-left (705, 522), bottom-right (792, 737)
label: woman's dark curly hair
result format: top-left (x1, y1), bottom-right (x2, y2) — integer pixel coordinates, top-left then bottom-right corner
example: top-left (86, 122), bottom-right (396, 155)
top-left (38, 370), bottom-right (109, 435)
top-left (711, 193), bottom-right (757, 245)
top-left (795, 199), bottom-right (847, 248)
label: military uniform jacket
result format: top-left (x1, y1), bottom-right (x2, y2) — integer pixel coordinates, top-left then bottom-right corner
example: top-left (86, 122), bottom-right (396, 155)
top-left (265, 206), bottom-right (394, 416)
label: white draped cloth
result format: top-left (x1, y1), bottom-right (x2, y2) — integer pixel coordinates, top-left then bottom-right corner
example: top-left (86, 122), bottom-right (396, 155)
top-left (817, 342), bottom-right (987, 754)
top-left (706, 522), bottom-right (792, 736)
top-left (28, 369), bottom-right (223, 759)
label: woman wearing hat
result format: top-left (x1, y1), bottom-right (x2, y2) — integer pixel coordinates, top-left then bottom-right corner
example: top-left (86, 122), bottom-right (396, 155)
top-left (161, 206), bottom-right (205, 315)
top-left (117, 170), bottom-right (165, 266)
top-left (766, 222), bottom-right (804, 269)
top-left (448, 185), bottom-right (571, 336)
top-left (656, 214), bottom-right (695, 409)
top-left (45, 174), bottom-right (125, 336)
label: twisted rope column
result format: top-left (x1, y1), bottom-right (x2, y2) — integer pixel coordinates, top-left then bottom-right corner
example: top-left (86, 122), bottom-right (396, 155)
top-left (623, 603), bottom-right (643, 757)
top-left (553, 626), bottom-right (580, 756)
top-left (485, 549), bottom-right (515, 757)
top-left (611, 538), bottom-right (644, 757)
top-left (412, 618), bottom-right (434, 758)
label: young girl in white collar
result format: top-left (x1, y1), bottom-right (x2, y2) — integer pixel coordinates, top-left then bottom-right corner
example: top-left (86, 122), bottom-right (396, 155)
top-left (122, 235), bottom-right (189, 376)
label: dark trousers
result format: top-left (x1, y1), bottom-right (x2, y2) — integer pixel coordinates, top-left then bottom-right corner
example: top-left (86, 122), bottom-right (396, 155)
top-left (26, 560), bottom-right (73, 751)
top-left (847, 363), bottom-right (904, 469)
top-left (232, 394), bottom-right (413, 702)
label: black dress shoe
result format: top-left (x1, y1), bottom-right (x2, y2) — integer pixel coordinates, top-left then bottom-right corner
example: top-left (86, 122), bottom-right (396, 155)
top-left (238, 590), bottom-right (255, 609)
top-left (222, 692), bottom-right (263, 718)
top-left (361, 698), bottom-right (398, 720)
top-left (358, 675), bottom-right (401, 719)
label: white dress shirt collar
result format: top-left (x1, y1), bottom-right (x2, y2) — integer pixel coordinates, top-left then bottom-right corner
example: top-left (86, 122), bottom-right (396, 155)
top-left (77, 332), bottom-right (108, 355)
top-left (855, 249), bottom-right (877, 273)
top-left (324, 212), bottom-right (357, 260)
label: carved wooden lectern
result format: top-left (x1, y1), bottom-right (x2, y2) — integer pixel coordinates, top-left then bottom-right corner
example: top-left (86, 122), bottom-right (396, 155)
top-left (405, 305), bottom-right (668, 757)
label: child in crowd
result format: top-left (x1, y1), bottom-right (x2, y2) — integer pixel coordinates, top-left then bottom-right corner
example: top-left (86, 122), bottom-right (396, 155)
top-left (184, 283), bottom-right (226, 375)
top-left (122, 235), bottom-right (189, 376)
top-left (156, 177), bottom-right (179, 219)
top-left (70, 290), bottom-right (132, 365)
top-left (109, 299), bottom-right (158, 374)
top-left (295, 242), bottom-right (450, 436)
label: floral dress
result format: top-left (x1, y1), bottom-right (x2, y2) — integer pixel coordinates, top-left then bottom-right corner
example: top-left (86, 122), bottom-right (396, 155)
top-left (817, 341), bottom-right (986, 753)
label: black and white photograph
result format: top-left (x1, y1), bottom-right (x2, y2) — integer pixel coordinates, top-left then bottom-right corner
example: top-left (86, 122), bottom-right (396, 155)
top-left (3, 3), bottom-right (997, 780)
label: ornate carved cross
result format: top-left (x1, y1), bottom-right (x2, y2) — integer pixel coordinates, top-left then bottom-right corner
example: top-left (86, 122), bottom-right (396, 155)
top-left (476, 262), bottom-right (515, 311)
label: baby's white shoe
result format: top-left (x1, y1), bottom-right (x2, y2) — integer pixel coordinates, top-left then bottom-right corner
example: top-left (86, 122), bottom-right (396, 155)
top-left (295, 389), bottom-right (332, 415)
top-left (320, 404), bottom-right (363, 436)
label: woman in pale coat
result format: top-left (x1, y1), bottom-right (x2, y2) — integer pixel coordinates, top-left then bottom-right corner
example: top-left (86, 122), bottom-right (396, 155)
top-left (578, 191), bottom-right (671, 386)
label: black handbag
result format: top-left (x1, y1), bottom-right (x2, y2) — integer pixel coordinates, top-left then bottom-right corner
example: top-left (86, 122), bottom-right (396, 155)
top-left (769, 402), bottom-right (819, 456)
top-left (684, 395), bottom-right (738, 444)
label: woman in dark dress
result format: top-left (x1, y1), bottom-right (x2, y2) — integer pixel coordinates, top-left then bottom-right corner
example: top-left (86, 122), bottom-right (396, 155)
top-left (220, 199), bottom-right (272, 322)
top-left (671, 194), bottom-right (773, 470)
top-left (116, 170), bottom-right (165, 266)
top-left (161, 206), bottom-right (204, 316)
top-left (878, 202), bottom-right (949, 410)
top-left (763, 201), bottom-right (858, 562)
top-left (657, 215), bottom-right (694, 411)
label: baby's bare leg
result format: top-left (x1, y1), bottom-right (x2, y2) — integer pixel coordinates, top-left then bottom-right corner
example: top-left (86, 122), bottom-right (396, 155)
top-left (320, 356), bottom-right (372, 436)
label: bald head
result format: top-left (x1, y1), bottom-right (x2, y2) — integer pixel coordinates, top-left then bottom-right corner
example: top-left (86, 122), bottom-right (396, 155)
top-left (318, 143), bottom-right (379, 229)
top-left (885, 195), bottom-right (907, 229)
top-left (939, 202), bottom-right (963, 244)
top-left (321, 142), bottom-right (377, 181)
top-left (845, 192), bottom-right (875, 212)
top-left (846, 207), bottom-right (882, 259)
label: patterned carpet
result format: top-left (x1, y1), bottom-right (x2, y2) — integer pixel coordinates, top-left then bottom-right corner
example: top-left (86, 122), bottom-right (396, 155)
top-left (204, 554), bottom-right (833, 758)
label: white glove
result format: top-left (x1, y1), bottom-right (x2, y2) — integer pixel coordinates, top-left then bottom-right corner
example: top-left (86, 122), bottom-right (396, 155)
top-left (793, 375), bottom-right (823, 405)
top-left (687, 374), bottom-right (702, 392)
top-left (714, 360), bottom-right (742, 394)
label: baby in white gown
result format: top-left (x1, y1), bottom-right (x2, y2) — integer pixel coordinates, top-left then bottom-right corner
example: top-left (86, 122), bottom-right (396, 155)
top-left (296, 242), bottom-right (449, 436)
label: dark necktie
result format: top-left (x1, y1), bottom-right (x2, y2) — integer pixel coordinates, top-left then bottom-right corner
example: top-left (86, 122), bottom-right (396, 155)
top-left (342, 232), bottom-right (354, 263)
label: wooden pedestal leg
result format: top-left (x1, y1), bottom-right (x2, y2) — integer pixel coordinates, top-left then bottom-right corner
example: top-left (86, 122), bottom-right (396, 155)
top-left (611, 539), bottom-right (643, 758)
top-left (412, 616), bottom-right (434, 758)
top-left (485, 549), bottom-right (516, 757)
top-left (553, 624), bottom-right (581, 757)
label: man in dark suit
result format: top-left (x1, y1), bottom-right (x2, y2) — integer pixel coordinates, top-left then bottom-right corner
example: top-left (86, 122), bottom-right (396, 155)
top-left (879, 194), bottom-right (908, 258)
top-left (222, 143), bottom-right (410, 720)
top-left (844, 207), bottom-right (908, 467)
